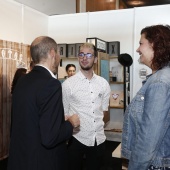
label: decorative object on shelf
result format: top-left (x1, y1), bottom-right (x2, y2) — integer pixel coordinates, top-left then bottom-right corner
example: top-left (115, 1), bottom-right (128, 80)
top-left (110, 90), bottom-right (124, 107)
top-left (75, 43), bottom-right (83, 57)
top-left (67, 44), bottom-right (76, 58)
top-left (139, 68), bottom-right (147, 79)
top-left (86, 37), bottom-right (107, 53)
top-left (58, 44), bottom-right (67, 58)
top-left (108, 41), bottom-right (120, 57)
top-left (112, 93), bottom-right (119, 100)
top-left (111, 65), bottom-right (123, 82)
top-left (112, 77), bottom-right (117, 82)
top-left (118, 53), bottom-right (133, 67)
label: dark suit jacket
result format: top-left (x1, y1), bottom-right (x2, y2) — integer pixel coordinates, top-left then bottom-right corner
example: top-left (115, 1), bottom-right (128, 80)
top-left (8, 66), bottom-right (73, 170)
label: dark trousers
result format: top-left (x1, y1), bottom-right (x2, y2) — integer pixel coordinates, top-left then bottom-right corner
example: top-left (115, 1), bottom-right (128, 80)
top-left (67, 137), bottom-right (105, 170)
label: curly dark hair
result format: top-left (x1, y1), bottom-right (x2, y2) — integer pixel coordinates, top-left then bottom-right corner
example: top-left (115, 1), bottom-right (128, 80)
top-left (141, 24), bottom-right (170, 70)
top-left (11, 68), bottom-right (27, 94)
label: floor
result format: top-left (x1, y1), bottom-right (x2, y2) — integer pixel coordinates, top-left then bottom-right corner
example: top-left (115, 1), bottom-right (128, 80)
top-left (0, 141), bottom-right (121, 170)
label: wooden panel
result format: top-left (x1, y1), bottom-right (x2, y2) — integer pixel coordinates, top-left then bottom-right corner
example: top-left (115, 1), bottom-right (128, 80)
top-left (86, 0), bottom-right (117, 12)
top-left (103, 110), bottom-right (110, 124)
top-left (0, 39), bottom-right (31, 160)
top-left (76, 0), bottom-right (80, 13)
top-left (86, 0), bottom-right (95, 12)
top-left (119, 0), bottom-right (127, 9)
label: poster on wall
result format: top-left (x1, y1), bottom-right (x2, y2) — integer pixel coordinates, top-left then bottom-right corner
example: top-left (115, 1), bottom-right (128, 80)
top-left (75, 43), bottom-right (83, 57)
top-left (108, 41), bottom-right (120, 57)
top-left (58, 44), bottom-right (67, 58)
top-left (67, 44), bottom-right (76, 58)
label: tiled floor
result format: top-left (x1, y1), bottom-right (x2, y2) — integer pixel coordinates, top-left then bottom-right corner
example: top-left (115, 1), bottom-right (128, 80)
top-left (0, 141), bottom-right (121, 170)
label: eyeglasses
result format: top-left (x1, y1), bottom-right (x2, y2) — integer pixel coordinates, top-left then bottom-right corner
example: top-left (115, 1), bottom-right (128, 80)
top-left (78, 52), bottom-right (94, 59)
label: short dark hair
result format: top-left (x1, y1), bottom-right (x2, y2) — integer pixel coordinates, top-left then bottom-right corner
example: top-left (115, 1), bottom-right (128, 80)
top-left (30, 36), bottom-right (58, 64)
top-left (141, 24), bottom-right (170, 70)
top-left (65, 64), bottom-right (76, 72)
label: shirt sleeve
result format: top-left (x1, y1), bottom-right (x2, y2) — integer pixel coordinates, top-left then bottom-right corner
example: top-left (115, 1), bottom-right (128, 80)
top-left (62, 80), bottom-right (71, 116)
top-left (102, 80), bottom-right (111, 111)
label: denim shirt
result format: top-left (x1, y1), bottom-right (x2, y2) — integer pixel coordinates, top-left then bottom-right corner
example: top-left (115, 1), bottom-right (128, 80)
top-left (121, 66), bottom-right (170, 170)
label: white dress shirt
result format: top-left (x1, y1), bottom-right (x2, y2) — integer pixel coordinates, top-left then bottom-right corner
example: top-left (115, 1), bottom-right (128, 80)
top-left (62, 70), bottom-right (111, 146)
top-left (35, 64), bottom-right (57, 79)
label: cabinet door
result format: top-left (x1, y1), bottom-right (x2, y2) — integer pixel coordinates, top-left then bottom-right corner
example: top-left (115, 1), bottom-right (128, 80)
top-left (94, 51), bottom-right (110, 82)
top-left (94, 52), bottom-right (110, 123)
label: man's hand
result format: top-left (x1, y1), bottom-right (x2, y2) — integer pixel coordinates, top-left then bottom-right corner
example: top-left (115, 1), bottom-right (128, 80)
top-left (67, 114), bottom-right (80, 128)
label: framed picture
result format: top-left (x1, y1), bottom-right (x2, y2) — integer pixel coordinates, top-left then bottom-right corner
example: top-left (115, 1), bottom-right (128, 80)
top-left (110, 90), bottom-right (124, 107)
top-left (67, 44), bottom-right (76, 58)
top-left (108, 41), bottom-right (120, 57)
top-left (75, 43), bottom-right (83, 56)
top-left (86, 37), bottom-right (107, 53)
top-left (58, 44), bottom-right (67, 58)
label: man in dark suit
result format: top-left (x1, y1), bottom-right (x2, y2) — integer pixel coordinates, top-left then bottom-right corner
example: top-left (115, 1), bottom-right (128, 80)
top-left (7, 36), bottom-right (80, 170)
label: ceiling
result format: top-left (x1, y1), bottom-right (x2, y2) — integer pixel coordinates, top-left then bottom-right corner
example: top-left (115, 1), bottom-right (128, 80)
top-left (13, 0), bottom-right (170, 16)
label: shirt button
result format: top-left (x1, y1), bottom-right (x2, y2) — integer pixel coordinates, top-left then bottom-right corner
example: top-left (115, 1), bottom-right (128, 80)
top-left (141, 96), bottom-right (144, 100)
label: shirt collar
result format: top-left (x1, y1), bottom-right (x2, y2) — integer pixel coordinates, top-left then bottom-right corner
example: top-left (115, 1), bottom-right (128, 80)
top-left (36, 64), bottom-right (57, 79)
top-left (77, 70), bottom-right (97, 81)
top-left (142, 73), bottom-right (152, 85)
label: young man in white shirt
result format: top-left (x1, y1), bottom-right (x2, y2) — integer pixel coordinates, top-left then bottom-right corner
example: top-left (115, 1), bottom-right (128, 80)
top-left (62, 42), bottom-right (111, 170)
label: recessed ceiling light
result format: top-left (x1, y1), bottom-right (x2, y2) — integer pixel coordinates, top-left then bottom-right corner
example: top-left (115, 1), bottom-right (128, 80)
top-left (128, 1), bottom-right (145, 6)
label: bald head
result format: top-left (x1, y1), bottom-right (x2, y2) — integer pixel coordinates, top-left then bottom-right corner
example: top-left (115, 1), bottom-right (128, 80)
top-left (30, 36), bottom-right (58, 64)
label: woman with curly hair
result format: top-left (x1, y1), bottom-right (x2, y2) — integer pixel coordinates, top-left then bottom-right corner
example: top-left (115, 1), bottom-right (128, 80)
top-left (121, 24), bottom-right (170, 170)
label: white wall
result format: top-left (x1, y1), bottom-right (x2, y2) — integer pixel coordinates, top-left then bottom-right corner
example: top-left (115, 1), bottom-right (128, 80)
top-left (132, 5), bottom-right (170, 97)
top-left (48, 9), bottom-right (134, 53)
top-left (0, 0), bottom-right (48, 44)
top-left (48, 13), bottom-right (89, 43)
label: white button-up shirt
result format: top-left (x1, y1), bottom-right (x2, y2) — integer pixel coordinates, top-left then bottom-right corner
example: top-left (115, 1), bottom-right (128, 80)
top-left (62, 71), bottom-right (111, 146)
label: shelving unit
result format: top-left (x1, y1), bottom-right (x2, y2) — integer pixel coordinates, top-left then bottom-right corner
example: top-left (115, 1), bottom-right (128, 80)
top-left (61, 57), bottom-right (77, 60)
top-left (104, 56), bottom-right (127, 142)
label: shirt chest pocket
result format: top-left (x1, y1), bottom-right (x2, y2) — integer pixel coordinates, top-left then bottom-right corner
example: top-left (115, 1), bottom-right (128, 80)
top-left (131, 93), bottom-right (145, 115)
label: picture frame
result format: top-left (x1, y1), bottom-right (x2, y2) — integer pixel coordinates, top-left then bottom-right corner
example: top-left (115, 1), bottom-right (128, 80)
top-left (58, 44), bottom-right (67, 58)
top-left (86, 37), bottom-right (107, 53)
top-left (67, 44), bottom-right (76, 58)
top-left (108, 41), bottom-right (120, 57)
top-left (75, 43), bottom-right (83, 56)
top-left (110, 90), bottom-right (124, 107)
